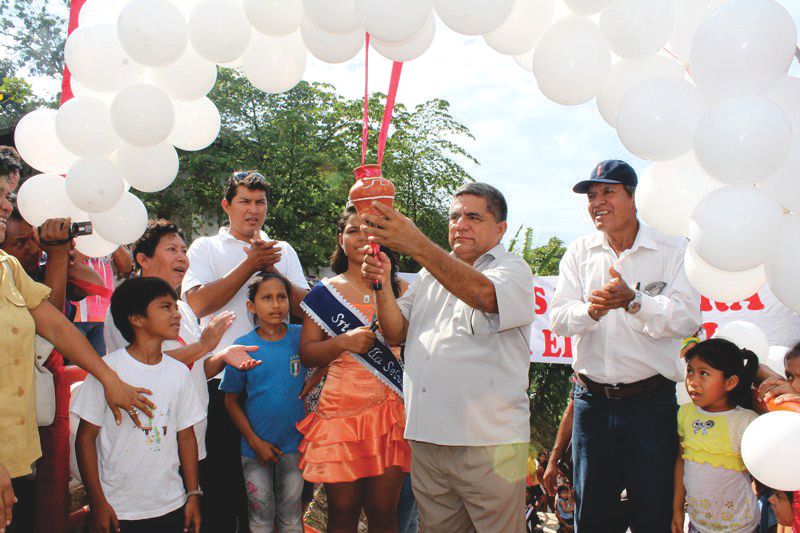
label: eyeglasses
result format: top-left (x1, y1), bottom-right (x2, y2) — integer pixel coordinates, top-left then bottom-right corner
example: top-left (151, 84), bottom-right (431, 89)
top-left (232, 171), bottom-right (267, 183)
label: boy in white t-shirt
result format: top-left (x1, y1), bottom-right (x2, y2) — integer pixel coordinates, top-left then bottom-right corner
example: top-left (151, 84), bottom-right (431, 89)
top-left (72, 277), bottom-right (206, 532)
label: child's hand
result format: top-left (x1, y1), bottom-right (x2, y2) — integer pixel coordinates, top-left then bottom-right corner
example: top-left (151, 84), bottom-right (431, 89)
top-left (772, 392), bottom-right (800, 407)
top-left (184, 495), bottom-right (201, 532)
top-left (90, 500), bottom-right (119, 533)
top-left (671, 511), bottom-right (684, 533)
top-left (299, 366), bottom-right (328, 400)
top-left (758, 377), bottom-right (795, 402)
top-left (336, 326), bottom-right (376, 355)
top-left (199, 311), bottom-right (235, 353)
top-left (220, 345), bottom-right (261, 370)
top-left (252, 439), bottom-right (282, 465)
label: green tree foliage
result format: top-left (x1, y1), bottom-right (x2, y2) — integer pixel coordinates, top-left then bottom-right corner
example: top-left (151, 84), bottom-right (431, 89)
top-left (509, 226), bottom-right (572, 450)
top-left (143, 69), bottom-right (476, 271)
top-left (0, 0), bottom-right (68, 78)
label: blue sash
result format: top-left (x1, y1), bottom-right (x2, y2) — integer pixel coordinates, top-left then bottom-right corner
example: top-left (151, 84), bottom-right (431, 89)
top-left (300, 279), bottom-right (403, 397)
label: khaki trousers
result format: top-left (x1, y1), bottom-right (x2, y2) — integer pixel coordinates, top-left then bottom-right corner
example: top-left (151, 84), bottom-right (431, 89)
top-left (409, 440), bottom-right (527, 533)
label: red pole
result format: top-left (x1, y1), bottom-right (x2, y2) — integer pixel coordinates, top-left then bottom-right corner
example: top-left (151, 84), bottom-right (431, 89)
top-left (60, 0), bottom-right (86, 104)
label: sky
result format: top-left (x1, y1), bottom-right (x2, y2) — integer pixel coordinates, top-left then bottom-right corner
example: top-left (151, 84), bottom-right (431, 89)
top-left (7, 0), bottom-right (800, 247)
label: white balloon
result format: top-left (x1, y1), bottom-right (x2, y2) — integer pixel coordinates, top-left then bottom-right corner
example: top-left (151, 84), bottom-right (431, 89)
top-left (768, 76), bottom-right (800, 134)
top-left (244, 0), bottom-right (303, 36)
top-left (110, 83), bottom-right (175, 147)
top-left (597, 55), bottom-right (685, 127)
top-left (765, 345), bottom-right (789, 375)
top-left (189, 0), bottom-right (252, 64)
top-left (435, 0), bottom-right (515, 36)
top-left (243, 31), bottom-right (307, 94)
top-left (694, 95), bottom-right (792, 185)
top-left (667, 0), bottom-right (726, 63)
top-left (148, 45), bottom-right (217, 101)
top-left (65, 158), bottom-right (126, 213)
top-left (714, 320), bottom-right (769, 360)
top-left (685, 245), bottom-right (766, 303)
top-left (117, 0), bottom-right (188, 67)
top-left (79, 0), bottom-right (126, 26)
top-left (759, 136), bottom-right (800, 214)
top-left (742, 411), bottom-right (800, 491)
top-left (117, 142), bottom-right (179, 193)
top-left (616, 77), bottom-right (705, 161)
top-left (483, 0), bottom-right (554, 56)
top-left (301, 0), bottom-right (360, 34)
top-left (513, 49), bottom-right (534, 73)
top-left (16, 174), bottom-right (77, 227)
top-left (69, 77), bottom-right (116, 104)
top-left (91, 193), bottom-right (149, 245)
top-left (172, 0), bottom-right (201, 16)
top-left (168, 98), bottom-right (222, 151)
top-left (637, 153), bottom-right (724, 237)
top-left (532, 17), bottom-right (611, 106)
top-left (300, 16), bottom-right (363, 64)
top-left (354, 0), bottom-right (432, 43)
top-left (690, 0), bottom-right (796, 102)
top-left (64, 24), bottom-right (145, 92)
top-left (75, 232), bottom-right (119, 258)
top-left (689, 185), bottom-right (784, 271)
top-left (14, 109), bottom-right (79, 175)
top-left (371, 16), bottom-right (435, 63)
top-left (599, 0), bottom-right (674, 60)
top-left (766, 215), bottom-right (800, 313)
top-left (55, 97), bottom-right (120, 158)
top-left (563, 0), bottom-right (613, 15)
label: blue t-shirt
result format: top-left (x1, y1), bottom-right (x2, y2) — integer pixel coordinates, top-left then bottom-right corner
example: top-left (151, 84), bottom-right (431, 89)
top-left (219, 324), bottom-right (306, 456)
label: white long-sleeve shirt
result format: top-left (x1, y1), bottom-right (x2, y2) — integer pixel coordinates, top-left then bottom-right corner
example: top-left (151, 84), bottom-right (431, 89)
top-left (550, 223), bottom-right (701, 384)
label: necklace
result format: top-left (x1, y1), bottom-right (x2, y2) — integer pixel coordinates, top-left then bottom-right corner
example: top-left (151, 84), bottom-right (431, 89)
top-left (341, 273), bottom-right (372, 304)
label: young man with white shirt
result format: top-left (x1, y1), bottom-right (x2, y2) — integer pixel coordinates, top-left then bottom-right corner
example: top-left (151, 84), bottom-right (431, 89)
top-left (550, 160), bottom-right (701, 533)
top-left (361, 182), bottom-right (536, 533)
top-left (182, 172), bottom-right (309, 532)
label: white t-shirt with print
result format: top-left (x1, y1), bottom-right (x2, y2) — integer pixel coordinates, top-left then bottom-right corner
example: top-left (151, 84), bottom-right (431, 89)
top-left (103, 299), bottom-right (210, 460)
top-left (70, 349), bottom-right (206, 520)
top-left (181, 227), bottom-right (309, 360)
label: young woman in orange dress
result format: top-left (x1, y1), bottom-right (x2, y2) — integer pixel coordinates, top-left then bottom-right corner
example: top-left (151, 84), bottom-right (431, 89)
top-left (297, 205), bottom-right (410, 533)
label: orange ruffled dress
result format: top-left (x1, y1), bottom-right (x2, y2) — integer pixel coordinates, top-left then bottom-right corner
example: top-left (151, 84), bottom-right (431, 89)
top-left (297, 301), bottom-right (411, 483)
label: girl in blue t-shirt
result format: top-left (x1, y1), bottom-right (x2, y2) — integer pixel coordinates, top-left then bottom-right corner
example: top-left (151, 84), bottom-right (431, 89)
top-left (221, 272), bottom-right (307, 533)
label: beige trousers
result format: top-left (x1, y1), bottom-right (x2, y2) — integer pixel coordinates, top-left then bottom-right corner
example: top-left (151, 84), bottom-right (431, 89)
top-left (409, 440), bottom-right (528, 533)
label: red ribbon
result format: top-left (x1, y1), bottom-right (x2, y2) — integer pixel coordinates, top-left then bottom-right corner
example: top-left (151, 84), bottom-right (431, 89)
top-left (360, 33), bottom-right (404, 169)
top-left (60, 0), bottom-right (86, 104)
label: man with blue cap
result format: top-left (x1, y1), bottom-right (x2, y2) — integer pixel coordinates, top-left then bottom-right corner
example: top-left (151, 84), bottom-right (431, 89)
top-left (550, 160), bottom-right (701, 532)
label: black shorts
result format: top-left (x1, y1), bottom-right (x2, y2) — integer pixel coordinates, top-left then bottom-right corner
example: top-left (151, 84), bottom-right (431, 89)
top-left (527, 485), bottom-right (544, 498)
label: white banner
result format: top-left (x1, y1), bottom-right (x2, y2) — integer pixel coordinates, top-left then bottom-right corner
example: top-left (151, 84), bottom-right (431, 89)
top-left (529, 276), bottom-right (800, 364)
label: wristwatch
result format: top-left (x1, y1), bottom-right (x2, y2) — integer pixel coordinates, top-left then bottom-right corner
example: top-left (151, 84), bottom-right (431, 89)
top-left (626, 290), bottom-right (642, 314)
top-left (186, 488), bottom-right (204, 498)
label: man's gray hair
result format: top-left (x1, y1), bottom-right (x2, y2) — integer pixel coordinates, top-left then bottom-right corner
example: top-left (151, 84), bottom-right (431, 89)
top-left (453, 182), bottom-right (508, 222)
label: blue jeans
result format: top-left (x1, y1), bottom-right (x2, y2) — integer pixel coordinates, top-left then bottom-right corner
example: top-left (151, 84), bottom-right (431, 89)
top-left (241, 454), bottom-right (304, 533)
top-left (572, 381), bottom-right (678, 533)
top-left (397, 473), bottom-right (419, 533)
top-left (74, 321), bottom-right (106, 355)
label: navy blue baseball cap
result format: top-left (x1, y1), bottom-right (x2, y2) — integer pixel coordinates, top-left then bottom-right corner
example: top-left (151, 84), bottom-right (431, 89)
top-left (572, 160), bottom-right (638, 194)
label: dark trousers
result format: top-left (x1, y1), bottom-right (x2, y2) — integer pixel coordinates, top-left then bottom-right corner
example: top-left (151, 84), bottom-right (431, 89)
top-left (201, 379), bottom-right (248, 533)
top-left (119, 508), bottom-right (183, 532)
top-left (7, 476), bottom-right (35, 533)
top-left (572, 380), bottom-right (678, 533)
top-left (74, 321), bottom-right (107, 356)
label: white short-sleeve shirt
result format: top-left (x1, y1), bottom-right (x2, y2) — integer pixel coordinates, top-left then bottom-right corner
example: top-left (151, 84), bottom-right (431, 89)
top-left (181, 227), bottom-right (309, 357)
top-left (70, 349), bottom-right (205, 520)
top-left (397, 243), bottom-right (536, 446)
top-left (103, 300), bottom-right (209, 459)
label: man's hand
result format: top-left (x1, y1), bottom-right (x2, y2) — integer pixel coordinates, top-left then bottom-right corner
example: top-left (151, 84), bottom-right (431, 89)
top-left (36, 218), bottom-right (72, 257)
top-left (243, 239), bottom-right (282, 273)
top-left (219, 345), bottom-right (261, 370)
top-left (251, 438), bottom-right (282, 465)
top-left (543, 457), bottom-right (559, 497)
top-left (588, 305), bottom-right (608, 321)
top-left (184, 495), bottom-right (201, 532)
top-left (89, 500), bottom-right (119, 533)
top-left (771, 392), bottom-right (800, 407)
top-left (0, 463), bottom-right (14, 531)
top-left (588, 266), bottom-right (635, 312)
top-left (199, 311), bottom-right (235, 354)
top-left (360, 202), bottom-right (428, 257)
top-left (334, 326), bottom-right (376, 355)
top-left (102, 375), bottom-right (155, 427)
top-left (362, 250), bottom-right (392, 288)
top-left (758, 377), bottom-right (796, 403)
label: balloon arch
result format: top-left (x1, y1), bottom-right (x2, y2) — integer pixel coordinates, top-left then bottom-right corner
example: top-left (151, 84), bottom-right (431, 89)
top-left (12, 0), bottom-right (800, 314)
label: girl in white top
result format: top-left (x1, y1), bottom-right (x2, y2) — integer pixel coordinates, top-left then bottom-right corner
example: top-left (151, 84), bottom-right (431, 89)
top-left (672, 338), bottom-right (760, 533)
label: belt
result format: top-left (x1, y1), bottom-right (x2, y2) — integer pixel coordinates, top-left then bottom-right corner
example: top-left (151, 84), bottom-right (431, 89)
top-left (576, 373), bottom-right (673, 400)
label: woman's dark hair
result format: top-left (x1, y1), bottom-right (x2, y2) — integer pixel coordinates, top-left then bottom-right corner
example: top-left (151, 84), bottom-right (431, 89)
top-left (246, 271), bottom-right (292, 326)
top-left (111, 277), bottom-right (178, 342)
top-left (132, 219), bottom-right (185, 271)
top-left (330, 205), bottom-right (402, 298)
top-left (783, 341), bottom-right (800, 369)
top-left (685, 338), bottom-right (760, 409)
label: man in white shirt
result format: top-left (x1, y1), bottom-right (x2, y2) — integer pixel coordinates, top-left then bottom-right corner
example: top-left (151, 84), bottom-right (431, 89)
top-left (550, 160), bottom-right (701, 533)
top-left (181, 171), bottom-right (309, 532)
top-left (362, 183), bottom-right (536, 533)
